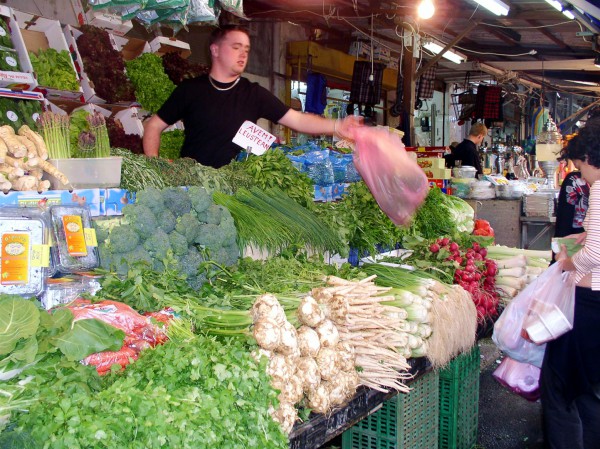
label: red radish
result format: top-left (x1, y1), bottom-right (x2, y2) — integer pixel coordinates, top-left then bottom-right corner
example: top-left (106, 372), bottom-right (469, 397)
top-left (429, 243), bottom-right (440, 253)
top-left (449, 242), bottom-right (459, 251)
top-left (440, 237), bottom-right (450, 246)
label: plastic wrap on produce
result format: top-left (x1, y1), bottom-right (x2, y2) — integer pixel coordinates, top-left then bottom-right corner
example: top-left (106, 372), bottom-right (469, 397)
top-left (49, 205), bottom-right (99, 273)
top-left (66, 299), bottom-right (170, 374)
top-left (0, 208), bottom-right (51, 297)
top-left (349, 126), bottom-right (429, 226)
top-left (305, 149), bottom-right (334, 185)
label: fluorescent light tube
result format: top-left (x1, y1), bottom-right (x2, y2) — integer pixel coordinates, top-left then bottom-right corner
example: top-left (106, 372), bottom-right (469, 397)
top-left (473, 0), bottom-right (510, 16)
top-left (545, 0), bottom-right (575, 19)
top-left (423, 41), bottom-right (466, 64)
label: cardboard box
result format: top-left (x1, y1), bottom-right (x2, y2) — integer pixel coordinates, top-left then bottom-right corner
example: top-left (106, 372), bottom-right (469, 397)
top-left (104, 188), bottom-right (134, 216)
top-left (148, 36), bottom-right (191, 59)
top-left (84, 10), bottom-right (133, 37)
top-left (417, 157), bottom-right (446, 170)
top-left (0, 6), bottom-right (37, 90)
top-left (314, 184), bottom-right (332, 202)
top-left (349, 41), bottom-right (371, 59)
top-left (112, 106), bottom-right (146, 136)
top-left (43, 157), bottom-right (123, 190)
top-left (13, 10), bottom-right (84, 101)
top-left (428, 179), bottom-right (451, 189)
top-left (72, 102), bottom-right (111, 117)
top-left (119, 37), bottom-right (150, 61)
top-left (0, 188), bottom-right (103, 216)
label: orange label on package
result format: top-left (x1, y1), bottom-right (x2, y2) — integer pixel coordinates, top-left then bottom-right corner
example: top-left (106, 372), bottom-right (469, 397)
top-left (62, 215), bottom-right (88, 257)
top-left (1, 233), bottom-right (30, 285)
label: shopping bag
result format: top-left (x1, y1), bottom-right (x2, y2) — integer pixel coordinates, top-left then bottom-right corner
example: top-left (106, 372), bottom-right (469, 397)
top-left (348, 126), bottom-right (429, 226)
top-left (492, 356), bottom-right (541, 401)
top-left (492, 264), bottom-right (558, 367)
top-left (522, 266), bottom-right (575, 344)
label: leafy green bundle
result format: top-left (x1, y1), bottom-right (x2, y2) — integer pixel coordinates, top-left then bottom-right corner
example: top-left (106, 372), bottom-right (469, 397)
top-left (29, 49), bottom-right (79, 91)
top-left (125, 53), bottom-right (176, 113)
top-left (214, 187), bottom-right (345, 256)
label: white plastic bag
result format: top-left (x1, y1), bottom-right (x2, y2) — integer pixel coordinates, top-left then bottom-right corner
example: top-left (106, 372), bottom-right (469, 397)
top-left (522, 266), bottom-right (575, 344)
top-left (493, 263), bottom-right (562, 367)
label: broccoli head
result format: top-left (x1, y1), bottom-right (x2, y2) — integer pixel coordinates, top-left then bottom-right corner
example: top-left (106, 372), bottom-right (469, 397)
top-left (162, 187), bottom-right (192, 216)
top-left (107, 224), bottom-right (140, 253)
top-left (92, 220), bottom-right (110, 244)
top-left (178, 246), bottom-right (205, 278)
top-left (109, 245), bottom-right (153, 276)
top-left (175, 213), bottom-right (202, 244)
top-left (123, 204), bottom-right (158, 239)
top-left (135, 187), bottom-right (165, 215)
top-left (157, 209), bottom-right (177, 234)
top-left (169, 231), bottom-right (189, 256)
top-left (198, 204), bottom-right (222, 225)
top-left (211, 244), bottom-right (240, 267)
top-left (187, 185), bottom-right (213, 214)
top-left (142, 228), bottom-right (172, 260)
top-left (219, 212), bottom-right (238, 246)
top-left (194, 223), bottom-right (222, 248)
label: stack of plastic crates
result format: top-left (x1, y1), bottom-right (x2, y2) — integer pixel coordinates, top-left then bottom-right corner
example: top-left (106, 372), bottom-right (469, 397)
top-left (438, 345), bottom-right (480, 449)
top-left (341, 369), bottom-right (439, 449)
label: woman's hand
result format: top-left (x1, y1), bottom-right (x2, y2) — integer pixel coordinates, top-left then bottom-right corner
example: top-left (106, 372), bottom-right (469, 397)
top-left (556, 244), bottom-right (569, 263)
top-left (335, 116), bottom-right (364, 140)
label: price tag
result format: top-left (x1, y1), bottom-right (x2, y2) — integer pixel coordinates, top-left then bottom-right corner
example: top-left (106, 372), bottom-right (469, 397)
top-left (31, 244), bottom-right (50, 267)
top-left (84, 228), bottom-right (98, 247)
top-left (232, 121), bottom-right (276, 156)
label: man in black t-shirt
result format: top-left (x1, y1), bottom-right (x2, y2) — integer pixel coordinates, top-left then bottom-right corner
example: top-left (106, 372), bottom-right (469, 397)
top-left (449, 122), bottom-right (487, 176)
top-left (143, 24), bottom-right (361, 168)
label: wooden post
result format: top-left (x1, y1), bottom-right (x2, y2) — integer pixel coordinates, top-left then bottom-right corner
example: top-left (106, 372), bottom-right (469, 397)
top-left (402, 35), bottom-right (417, 145)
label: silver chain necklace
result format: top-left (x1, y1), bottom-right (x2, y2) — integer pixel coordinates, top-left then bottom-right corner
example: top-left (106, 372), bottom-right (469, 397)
top-left (208, 76), bottom-right (240, 91)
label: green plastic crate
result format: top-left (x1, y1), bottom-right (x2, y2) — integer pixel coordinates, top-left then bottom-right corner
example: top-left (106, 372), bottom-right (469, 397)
top-left (438, 345), bottom-right (480, 449)
top-left (342, 369), bottom-right (439, 449)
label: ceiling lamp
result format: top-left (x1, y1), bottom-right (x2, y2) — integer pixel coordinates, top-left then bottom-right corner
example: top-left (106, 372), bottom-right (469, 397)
top-left (545, 0), bottom-right (575, 19)
top-left (473, 0), bottom-right (510, 16)
top-left (418, 0), bottom-right (435, 19)
top-left (423, 41), bottom-right (466, 64)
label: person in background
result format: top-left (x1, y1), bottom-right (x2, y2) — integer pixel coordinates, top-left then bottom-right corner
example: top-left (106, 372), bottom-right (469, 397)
top-left (444, 141), bottom-right (459, 169)
top-left (449, 123), bottom-right (487, 175)
top-left (555, 136), bottom-right (589, 239)
top-left (550, 118), bottom-right (600, 449)
top-left (143, 24), bottom-right (361, 168)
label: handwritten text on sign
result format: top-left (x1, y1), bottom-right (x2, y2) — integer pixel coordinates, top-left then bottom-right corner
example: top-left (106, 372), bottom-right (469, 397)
top-left (232, 121), bottom-right (276, 155)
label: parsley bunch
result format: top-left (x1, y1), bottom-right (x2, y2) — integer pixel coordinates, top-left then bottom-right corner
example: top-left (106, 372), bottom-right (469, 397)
top-left (14, 336), bottom-right (288, 448)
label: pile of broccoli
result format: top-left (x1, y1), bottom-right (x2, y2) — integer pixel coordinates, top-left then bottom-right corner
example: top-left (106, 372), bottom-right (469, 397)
top-left (99, 186), bottom-right (239, 290)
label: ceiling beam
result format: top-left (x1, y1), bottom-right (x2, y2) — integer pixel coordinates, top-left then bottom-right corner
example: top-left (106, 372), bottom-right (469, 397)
top-left (486, 59), bottom-right (600, 71)
top-left (415, 20), bottom-right (481, 78)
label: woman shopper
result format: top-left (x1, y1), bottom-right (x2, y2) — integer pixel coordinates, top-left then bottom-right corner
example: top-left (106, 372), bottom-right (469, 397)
top-left (549, 118), bottom-right (600, 449)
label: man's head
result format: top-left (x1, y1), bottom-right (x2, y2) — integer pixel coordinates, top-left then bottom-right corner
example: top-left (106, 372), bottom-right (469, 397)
top-left (468, 122), bottom-right (487, 146)
top-left (209, 24), bottom-right (250, 78)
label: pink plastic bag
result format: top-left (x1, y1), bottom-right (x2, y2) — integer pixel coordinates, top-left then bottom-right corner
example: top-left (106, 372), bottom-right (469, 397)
top-left (492, 356), bottom-right (540, 401)
top-left (349, 127), bottom-right (429, 226)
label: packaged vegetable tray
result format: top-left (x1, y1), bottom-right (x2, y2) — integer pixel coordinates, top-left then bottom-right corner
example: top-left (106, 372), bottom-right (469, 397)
top-left (50, 205), bottom-right (99, 272)
top-left (0, 211), bottom-right (49, 297)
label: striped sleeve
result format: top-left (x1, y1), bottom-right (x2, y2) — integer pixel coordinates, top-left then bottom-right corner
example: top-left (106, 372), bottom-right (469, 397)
top-left (572, 181), bottom-right (600, 289)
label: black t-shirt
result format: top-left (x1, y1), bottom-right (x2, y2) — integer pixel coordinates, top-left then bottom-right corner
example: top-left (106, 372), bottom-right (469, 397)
top-left (451, 139), bottom-right (483, 175)
top-left (157, 75), bottom-right (290, 168)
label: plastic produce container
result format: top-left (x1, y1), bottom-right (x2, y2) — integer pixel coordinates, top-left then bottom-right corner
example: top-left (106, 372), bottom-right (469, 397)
top-left (43, 157), bottom-right (122, 189)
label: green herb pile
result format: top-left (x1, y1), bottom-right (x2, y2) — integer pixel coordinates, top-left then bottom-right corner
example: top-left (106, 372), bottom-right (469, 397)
top-left (235, 148), bottom-right (315, 208)
top-left (214, 187), bottom-right (344, 256)
top-left (1, 287), bottom-right (287, 448)
top-left (112, 147), bottom-right (237, 193)
top-left (29, 48), bottom-right (79, 91)
top-left (125, 53), bottom-right (176, 113)
top-left (159, 129), bottom-right (184, 160)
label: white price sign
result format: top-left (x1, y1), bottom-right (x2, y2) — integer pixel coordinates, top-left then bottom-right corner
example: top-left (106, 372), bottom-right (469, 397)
top-left (232, 121), bottom-right (276, 155)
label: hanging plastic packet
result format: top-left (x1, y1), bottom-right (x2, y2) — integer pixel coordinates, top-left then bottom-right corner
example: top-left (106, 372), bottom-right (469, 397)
top-left (348, 126), bottom-right (429, 226)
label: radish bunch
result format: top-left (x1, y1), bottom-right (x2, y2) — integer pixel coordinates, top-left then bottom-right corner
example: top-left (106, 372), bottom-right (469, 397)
top-left (429, 238), bottom-right (499, 322)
